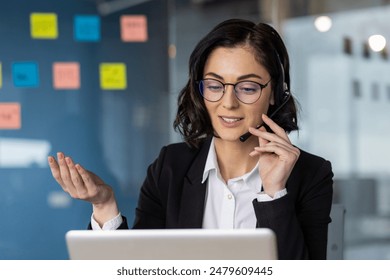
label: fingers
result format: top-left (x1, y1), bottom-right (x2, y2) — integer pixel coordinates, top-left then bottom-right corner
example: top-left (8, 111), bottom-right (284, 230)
top-left (248, 115), bottom-right (299, 160)
top-left (48, 155), bottom-right (63, 186)
top-left (65, 156), bottom-right (89, 198)
top-left (48, 152), bottom-right (89, 198)
top-left (261, 114), bottom-right (291, 142)
top-left (249, 140), bottom-right (300, 159)
top-left (248, 126), bottom-right (291, 151)
top-left (254, 142), bottom-right (300, 159)
top-left (248, 115), bottom-right (291, 146)
top-left (249, 115), bottom-right (300, 191)
top-left (76, 163), bottom-right (100, 198)
top-left (258, 126), bottom-right (269, 147)
top-left (57, 152), bottom-right (75, 194)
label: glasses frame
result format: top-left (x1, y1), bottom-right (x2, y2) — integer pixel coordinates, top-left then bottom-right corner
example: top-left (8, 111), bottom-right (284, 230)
top-left (198, 78), bottom-right (272, 104)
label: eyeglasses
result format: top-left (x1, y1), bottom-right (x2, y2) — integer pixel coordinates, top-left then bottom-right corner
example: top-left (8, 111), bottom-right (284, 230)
top-left (198, 78), bottom-right (271, 104)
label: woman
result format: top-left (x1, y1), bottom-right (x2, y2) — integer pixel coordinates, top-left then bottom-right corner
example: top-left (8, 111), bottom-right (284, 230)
top-left (48, 19), bottom-right (333, 259)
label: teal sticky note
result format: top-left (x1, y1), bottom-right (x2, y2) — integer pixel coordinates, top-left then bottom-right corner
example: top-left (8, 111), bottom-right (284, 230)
top-left (74, 15), bottom-right (100, 42)
top-left (12, 62), bottom-right (39, 87)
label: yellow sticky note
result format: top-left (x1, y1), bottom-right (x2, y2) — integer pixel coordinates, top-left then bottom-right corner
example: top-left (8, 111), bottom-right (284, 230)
top-left (99, 63), bottom-right (127, 90)
top-left (30, 13), bottom-right (58, 39)
top-left (0, 63), bottom-right (2, 88)
top-left (0, 103), bottom-right (21, 129)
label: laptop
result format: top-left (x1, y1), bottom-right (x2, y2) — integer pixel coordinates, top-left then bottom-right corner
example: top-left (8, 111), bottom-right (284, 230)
top-left (65, 228), bottom-right (278, 260)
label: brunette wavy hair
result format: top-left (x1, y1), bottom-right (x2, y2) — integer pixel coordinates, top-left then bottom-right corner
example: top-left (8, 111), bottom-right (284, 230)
top-left (174, 19), bottom-right (298, 148)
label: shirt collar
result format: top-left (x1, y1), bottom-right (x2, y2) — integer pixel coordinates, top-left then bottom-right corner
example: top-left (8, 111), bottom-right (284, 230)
top-left (239, 163), bottom-right (262, 193)
top-left (201, 138), bottom-right (262, 193)
top-left (202, 137), bottom-right (218, 183)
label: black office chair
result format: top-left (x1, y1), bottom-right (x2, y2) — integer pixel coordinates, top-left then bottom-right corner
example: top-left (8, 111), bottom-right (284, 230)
top-left (327, 204), bottom-right (346, 260)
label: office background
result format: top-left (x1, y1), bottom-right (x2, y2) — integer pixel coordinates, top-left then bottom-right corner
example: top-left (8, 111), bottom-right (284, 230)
top-left (0, 0), bottom-right (389, 259)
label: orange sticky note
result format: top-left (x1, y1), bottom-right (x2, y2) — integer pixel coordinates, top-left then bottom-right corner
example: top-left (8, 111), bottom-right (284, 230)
top-left (0, 103), bottom-right (21, 129)
top-left (53, 62), bottom-right (80, 89)
top-left (120, 15), bottom-right (148, 42)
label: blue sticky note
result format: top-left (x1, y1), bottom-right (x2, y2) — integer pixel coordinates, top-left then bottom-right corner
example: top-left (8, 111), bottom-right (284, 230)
top-left (74, 15), bottom-right (101, 42)
top-left (12, 62), bottom-right (39, 87)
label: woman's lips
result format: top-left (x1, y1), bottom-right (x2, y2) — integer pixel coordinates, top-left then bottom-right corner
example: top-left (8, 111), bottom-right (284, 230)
top-left (219, 116), bottom-right (244, 127)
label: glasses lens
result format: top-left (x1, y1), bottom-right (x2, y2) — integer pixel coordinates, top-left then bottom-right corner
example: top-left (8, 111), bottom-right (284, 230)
top-left (199, 79), bottom-right (265, 104)
top-left (235, 81), bottom-right (262, 104)
top-left (200, 79), bottom-right (224, 102)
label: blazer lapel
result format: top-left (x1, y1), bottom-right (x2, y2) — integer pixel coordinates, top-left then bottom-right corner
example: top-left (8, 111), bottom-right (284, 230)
top-left (177, 137), bottom-right (212, 228)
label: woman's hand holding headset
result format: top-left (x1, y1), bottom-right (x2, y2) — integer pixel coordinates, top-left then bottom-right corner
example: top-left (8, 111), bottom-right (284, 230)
top-left (249, 114), bottom-right (300, 197)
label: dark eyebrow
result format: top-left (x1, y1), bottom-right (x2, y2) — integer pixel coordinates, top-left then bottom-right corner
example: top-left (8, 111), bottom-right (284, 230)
top-left (237, 73), bottom-right (264, 81)
top-left (204, 72), bottom-right (224, 80)
top-left (203, 72), bottom-right (264, 81)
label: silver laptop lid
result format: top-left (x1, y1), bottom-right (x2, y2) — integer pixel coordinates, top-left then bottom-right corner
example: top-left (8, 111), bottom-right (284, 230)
top-left (66, 228), bottom-right (278, 260)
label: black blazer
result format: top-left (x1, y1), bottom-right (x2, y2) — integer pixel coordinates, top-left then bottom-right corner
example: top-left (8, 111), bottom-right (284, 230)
top-left (120, 137), bottom-right (333, 260)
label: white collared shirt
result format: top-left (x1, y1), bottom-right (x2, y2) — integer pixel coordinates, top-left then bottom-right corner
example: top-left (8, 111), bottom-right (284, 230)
top-left (91, 138), bottom-right (287, 230)
top-left (202, 137), bottom-right (287, 229)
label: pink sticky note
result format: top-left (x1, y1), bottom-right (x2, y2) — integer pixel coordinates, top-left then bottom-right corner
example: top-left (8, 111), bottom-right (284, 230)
top-left (120, 15), bottom-right (148, 42)
top-left (53, 62), bottom-right (80, 89)
top-left (0, 103), bottom-right (21, 129)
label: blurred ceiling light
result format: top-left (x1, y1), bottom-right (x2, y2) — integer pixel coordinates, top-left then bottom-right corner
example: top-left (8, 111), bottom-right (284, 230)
top-left (314, 16), bottom-right (332, 32)
top-left (368, 34), bottom-right (386, 52)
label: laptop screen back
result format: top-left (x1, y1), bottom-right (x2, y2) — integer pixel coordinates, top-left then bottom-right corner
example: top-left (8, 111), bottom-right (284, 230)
top-left (66, 228), bottom-right (278, 260)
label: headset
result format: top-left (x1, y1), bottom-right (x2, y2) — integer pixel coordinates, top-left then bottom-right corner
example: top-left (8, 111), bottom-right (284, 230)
top-left (239, 52), bottom-right (291, 142)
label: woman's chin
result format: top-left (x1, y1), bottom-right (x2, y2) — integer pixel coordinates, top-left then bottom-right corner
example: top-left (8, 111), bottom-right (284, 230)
top-left (215, 133), bottom-right (244, 143)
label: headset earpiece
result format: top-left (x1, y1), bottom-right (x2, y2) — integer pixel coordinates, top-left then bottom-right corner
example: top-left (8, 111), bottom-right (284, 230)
top-left (278, 60), bottom-right (289, 94)
top-left (283, 82), bottom-right (289, 93)
top-left (277, 53), bottom-right (290, 103)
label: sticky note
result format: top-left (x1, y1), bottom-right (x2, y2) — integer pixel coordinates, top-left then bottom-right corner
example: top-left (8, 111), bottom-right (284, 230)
top-left (100, 63), bottom-right (127, 90)
top-left (0, 103), bottom-right (21, 129)
top-left (12, 62), bottom-right (39, 88)
top-left (120, 15), bottom-right (148, 42)
top-left (74, 15), bottom-right (100, 42)
top-left (30, 13), bottom-right (58, 39)
top-left (53, 62), bottom-right (80, 89)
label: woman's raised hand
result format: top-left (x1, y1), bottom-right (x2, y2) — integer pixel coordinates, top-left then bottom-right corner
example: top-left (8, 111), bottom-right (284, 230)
top-left (48, 152), bottom-right (119, 225)
top-left (249, 114), bottom-right (300, 197)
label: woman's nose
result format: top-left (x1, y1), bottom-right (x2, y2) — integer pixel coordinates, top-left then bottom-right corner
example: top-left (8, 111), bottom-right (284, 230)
top-left (221, 85), bottom-right (239, 109)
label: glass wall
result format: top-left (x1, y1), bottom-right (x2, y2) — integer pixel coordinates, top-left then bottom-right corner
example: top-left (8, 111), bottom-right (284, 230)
top-left (283, 6), bottom-right (390, 260)
top-left (0, 0), bottom-right (170, 259)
